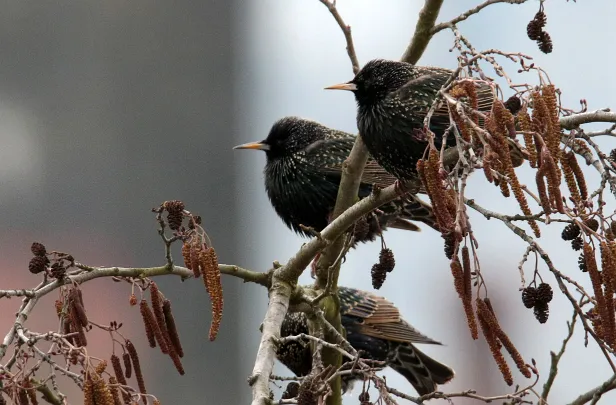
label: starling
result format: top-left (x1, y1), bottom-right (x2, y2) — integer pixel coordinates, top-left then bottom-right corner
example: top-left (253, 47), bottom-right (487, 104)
top-left (325, 59), bottom-right (496, 182)
top-left (234, 117), bottom-right (438, 243)
top-left (277, 286), bottom-right (455, 396)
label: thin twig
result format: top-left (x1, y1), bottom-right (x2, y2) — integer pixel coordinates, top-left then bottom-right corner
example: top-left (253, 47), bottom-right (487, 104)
top-left (432, 0), bottom-right (530, 34)
top-left (541, 309), bottom-right (578, 403)
top-left (318, 0), bottom-right (360, 74)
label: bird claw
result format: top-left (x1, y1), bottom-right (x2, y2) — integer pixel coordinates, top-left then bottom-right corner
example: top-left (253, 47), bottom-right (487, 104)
top-left (394, 180), bottom-right (409, 196)
top-left (310, 252), bottom-right (321, 279)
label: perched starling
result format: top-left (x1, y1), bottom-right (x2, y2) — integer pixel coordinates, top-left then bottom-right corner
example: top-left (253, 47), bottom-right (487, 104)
top-left (277, 286), bottom-right (455, 396)
top-left (234, 117), bottom-right (438, 243)
top-left (325, 59), bottom-right (496, 182)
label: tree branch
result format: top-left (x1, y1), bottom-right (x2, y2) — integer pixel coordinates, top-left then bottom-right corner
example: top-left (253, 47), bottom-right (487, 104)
top-left (249, 276), bottom-right (293, 405)
top-left (567, 374), bottom-right (616, 405)
top-left (541, 309), bottom-right (577, 403)
top-left (400, 0), bottom-right (444, 64)
top-left (0, 263), bottom-right (266, 361)
top-left (431, 0), bottom-right (530, 35)
top-left (465, 199), bottom-right (616, 373)
top-left (248, 178), bottom-right (421, 403)
top-left (560, 110), bottom-right (616, 130)
top-left (318, 0), bottom-right (360, 74)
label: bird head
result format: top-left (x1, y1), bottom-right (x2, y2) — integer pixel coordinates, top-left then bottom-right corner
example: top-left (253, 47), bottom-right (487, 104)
top-left (326, 59), bottom-right (414, 105)
top-left (233, 117), bottom-right (324, 160)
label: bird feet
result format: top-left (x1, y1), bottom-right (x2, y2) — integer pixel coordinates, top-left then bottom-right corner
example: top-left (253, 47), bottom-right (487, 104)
top-left (310, 252), bottom-right (321, 279)
top-left (394, 179), bottom-right (409, 196)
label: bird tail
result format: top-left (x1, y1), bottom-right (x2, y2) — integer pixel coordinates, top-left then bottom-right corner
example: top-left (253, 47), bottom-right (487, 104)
top-left (392, 194), bottom-right (439, 232)
top-left (389, 342), bottom-right (455, 396)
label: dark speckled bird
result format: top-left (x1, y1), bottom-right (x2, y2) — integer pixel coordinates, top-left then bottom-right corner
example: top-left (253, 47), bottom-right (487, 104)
top-left (325, 59), bottom-right (495, 181)
top-left (234, 116), bottom-right (438, 243)
top-left (277, 286), bottom-right (454, 395)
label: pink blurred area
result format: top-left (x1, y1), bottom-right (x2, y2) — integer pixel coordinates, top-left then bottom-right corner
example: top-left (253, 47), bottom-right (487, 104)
top-left (0, 231), bottom-right (146, 400)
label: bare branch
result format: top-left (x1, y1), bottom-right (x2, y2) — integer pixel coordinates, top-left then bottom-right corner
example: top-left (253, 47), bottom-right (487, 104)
top-left (465, 199), bottom-right (616, 372)
top-left (541, 309), bottom-right (577, 402)
top-left (0, 263), bottom-right (264, 362)
top-left (387, 376), bottom-right (540, 404)
top-left (318, 0), bottom-right (360, 74)
top-left (0, 289), bottom-right (36, 299)
top-left (432, 0), bottom-right (530, 35)
top-left (400, 0), bottom-right (444, 64)
top-left (560, 110), bottom-right (616, 130)
top-left (567, 374), bottom-right (616, 405)
top-left (249, 278), bottom-right (293, 405)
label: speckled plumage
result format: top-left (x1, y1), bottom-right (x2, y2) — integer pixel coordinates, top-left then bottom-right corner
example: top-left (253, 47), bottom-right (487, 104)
top-left (277, 286), bottom-right (455, 395)
top-left (336, 59), bottom-right (495, 181)
top-left (236, 116), bottom-right (438, 241)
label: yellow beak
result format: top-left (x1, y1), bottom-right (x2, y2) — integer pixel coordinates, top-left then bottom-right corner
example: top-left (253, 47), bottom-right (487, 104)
top-left (233, 141), bottom-right (270, 151)
top-left (324, 82), bottom-right (357, 91)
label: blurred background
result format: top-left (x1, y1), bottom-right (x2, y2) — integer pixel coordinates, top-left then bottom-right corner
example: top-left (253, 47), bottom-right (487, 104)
top-left (0, 0), bottom-right (615, 404)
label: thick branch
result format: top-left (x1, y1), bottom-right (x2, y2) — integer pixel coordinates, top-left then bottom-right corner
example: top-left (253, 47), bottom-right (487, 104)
top-left (249, 277), bottom-right (293, 405)
top-left (560, 110), bottom-right (616, 130)
top-left (0, 263), bottom-right (265, 361)
top-left (315, 138), bottom-right (370, 289)
top-left (400, 0), bottom-right (444, 64)
top-left (249, 178), bottom-right (420, 404)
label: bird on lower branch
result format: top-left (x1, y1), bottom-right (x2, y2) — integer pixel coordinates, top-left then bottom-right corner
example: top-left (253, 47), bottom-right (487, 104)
top-left (277, 286), bottom-right (455, 396)
top-left (325, 59), bottom-right (524, 183)
top-left (234, 116), bottom-right (438, 245)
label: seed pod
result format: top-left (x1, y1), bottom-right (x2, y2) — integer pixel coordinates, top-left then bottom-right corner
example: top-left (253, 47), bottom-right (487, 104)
top-left (536, 283), bottom-right (553, 304)
top-left (561, 223), bottom-right (580, 241)
top-left (521, 287), bottom-right (537, 309)
top-left (125, 340), bottom-right (147, 401)
top-left (533, 302), bottom-right (550, 323)
top-left (379, 248), bottom-right (395, 273)
top-left (123, 352), bottom-right (132, 379)
top-left (28, 256), bottom-right (47, 274)
top-left (163, 299), bottom-right (184, 358)
top-left (30, 242), bottom-right (47, 257)
top-left (371, 263), bottom-right (387, 290)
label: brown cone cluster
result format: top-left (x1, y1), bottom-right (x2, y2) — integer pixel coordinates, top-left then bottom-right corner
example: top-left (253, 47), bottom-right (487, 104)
top-left (162, 200), bottom-right (185, 231)
top-left (524, 86), bottom-right (580, 222)
top-left (449, 81), bottom-right (479, 143)
top-left (584, 241), bottom-right (616, 350)
top-left (370, 246), bottom-right (396, 289)
top-left (485, 100), bottom-right (540, 237)
top-left (353, 215), bottom-right (370, 241)
top-left (450, 248), bottom-right (478, 340)
top-left (476, 298), bottom-right (532, 385)
top-left (137, 283), bottom-right (185, 375)
top-left (28, 242), bottom-right (49, 274)
top-left (526, 8), bottom-right (553, 53)
top-left (417, 147), bottom-right (461, 260)
top-left (83, 361), bottom-right (120, 405)
top-left (182, 230), bottom-right (224, 341)
top-left (28, 242), bottom-right (76, 279)
top-left (57, 287), bottom-right (89, 347)
top-left (521, 283), bottom-right (553, 323)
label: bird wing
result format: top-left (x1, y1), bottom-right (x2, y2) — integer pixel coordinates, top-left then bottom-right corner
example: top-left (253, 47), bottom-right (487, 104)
top-left (393, 67), bottom-right (494, 132)
top-left (306, 137), bottom-right (426, 191)
top-left (339, 287), bottom-right (443, 345)
top-left (305, 135), bottom-right (404, 189)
